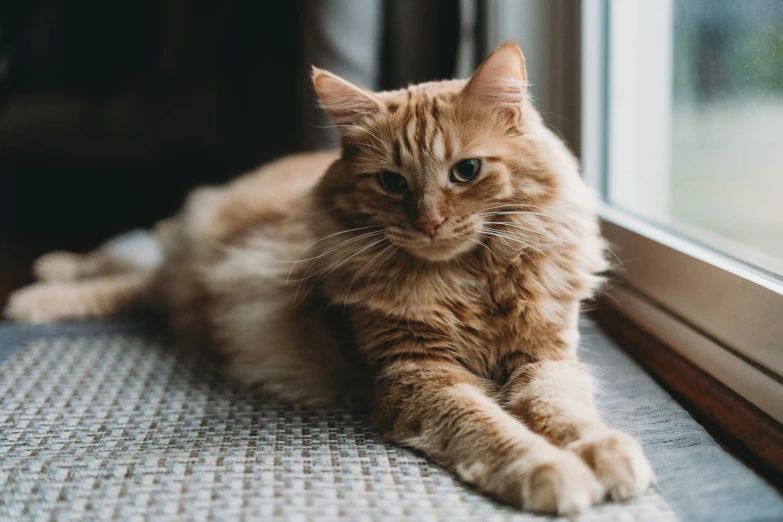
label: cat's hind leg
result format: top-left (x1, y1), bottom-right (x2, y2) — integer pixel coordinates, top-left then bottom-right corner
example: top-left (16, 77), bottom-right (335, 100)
top-left (33, 251), bottom-right (119, 282)
top-left (33, 230), bottom-right (162, 282)
top-left (502, 359), bottom-right (654, 501)
top-left (4, 272), bottom-right (156, 323)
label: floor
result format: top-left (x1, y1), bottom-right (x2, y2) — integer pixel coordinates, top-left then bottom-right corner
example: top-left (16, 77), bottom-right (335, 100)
top-left (1, 320), bottom-right (781, 521)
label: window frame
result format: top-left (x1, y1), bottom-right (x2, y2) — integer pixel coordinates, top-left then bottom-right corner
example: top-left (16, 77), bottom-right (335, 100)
top-left (581, 0), bottom-right (783, 424)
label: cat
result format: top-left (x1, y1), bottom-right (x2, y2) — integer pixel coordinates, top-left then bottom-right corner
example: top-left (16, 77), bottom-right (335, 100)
top-left (4, 42), bottom-right (652, 514)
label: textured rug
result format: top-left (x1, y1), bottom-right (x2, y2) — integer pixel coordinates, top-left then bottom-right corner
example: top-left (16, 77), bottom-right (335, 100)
top-left (0, 321), bottom-right (781, 522)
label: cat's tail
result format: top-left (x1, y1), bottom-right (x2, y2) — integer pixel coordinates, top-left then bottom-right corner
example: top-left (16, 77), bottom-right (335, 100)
top-left (4, 229), bottom-right (164, 323)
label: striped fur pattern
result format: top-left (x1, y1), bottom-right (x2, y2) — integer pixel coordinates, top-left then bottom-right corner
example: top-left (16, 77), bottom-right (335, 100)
top-left (5, 42), bottom-right (652, 514)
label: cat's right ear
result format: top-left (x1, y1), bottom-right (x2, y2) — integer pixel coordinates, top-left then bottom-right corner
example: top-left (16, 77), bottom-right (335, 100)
top-left (312, 67), bottom-right (385, 128)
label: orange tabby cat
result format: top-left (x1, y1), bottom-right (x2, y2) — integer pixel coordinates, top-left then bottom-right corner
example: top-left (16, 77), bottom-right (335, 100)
top-left (5, 42), bottom-right (652, 514)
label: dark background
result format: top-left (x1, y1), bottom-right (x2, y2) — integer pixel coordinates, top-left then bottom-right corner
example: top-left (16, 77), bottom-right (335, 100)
top-left (0, 0), bottom-right (461, 301)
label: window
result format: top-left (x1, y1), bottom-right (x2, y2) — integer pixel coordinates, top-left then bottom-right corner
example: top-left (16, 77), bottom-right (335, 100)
top-left (583, 0), bottom-right (783, 423)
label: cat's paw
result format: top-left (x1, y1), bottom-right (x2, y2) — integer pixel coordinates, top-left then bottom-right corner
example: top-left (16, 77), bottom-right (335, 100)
top-left (33, 252), bottom-right (83, 282)
top-left (514, 451), bottom-right (605, 515)
top-left (568, 430), bottom-right (653, 501)
top-left (4, 283), bottom-right (68, 323)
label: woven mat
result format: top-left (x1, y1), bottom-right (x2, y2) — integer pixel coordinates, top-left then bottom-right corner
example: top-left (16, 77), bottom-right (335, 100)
top-left (0, 322), bottom-right (781, 522)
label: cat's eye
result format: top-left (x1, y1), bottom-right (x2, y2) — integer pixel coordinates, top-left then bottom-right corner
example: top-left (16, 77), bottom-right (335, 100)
top-left (377, 171), bottom-right (407, 193)
top-left (450, 159), bottom-right (481, 183)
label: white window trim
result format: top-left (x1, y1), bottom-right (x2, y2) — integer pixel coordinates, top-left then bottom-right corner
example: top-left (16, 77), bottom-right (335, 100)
top-left (606, 0), bottom-right (673, 221)
top-left (582, 0), bottom-right (783, 423)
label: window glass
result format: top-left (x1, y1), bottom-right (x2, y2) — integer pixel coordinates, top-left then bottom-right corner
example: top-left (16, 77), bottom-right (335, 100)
top-left (607, 0), bottom-right (783, 276)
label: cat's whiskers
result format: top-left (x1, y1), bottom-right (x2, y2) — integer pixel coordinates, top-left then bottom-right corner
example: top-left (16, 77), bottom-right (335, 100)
top-left (483, 222), bottom-right (572, 245)
top-left (290, 231), bottom-right (386, 306)
top-left (478, 212), bottom-right (579, 239)
top-left (481, 228), bottom-right (553, 264)
top-left (319, 237), bottom-right (389, 281)
top-left (482, 226), bottom-right (545, 249)
top-left (606, 245), bottom-right (623, 267)
top-left (483, 228), bottom-right (539, 249)
top-left (482, 203), bottom-right (562, 213)
top-left (481, 203), bottom-right (574, 220)
top-left (286, 225), bottom-right (384, 280)
top-left (291, 232), bottom-right (386, 292)
top-left (479, 228), bottom-right (524, 254)
top-left (478, 205), bottom-right (579, 234)
top-left (468, 237), bottom-right (496, 259)
top-left (292, 235), bottom-right (390, 307)
top-left (342, 244), bottom-right (399, 315)
top-left (341, 243), bottom-right (392, 301)
top-left (482, 208), bottom-right (619, 265)
top-left (479, 210), bottom-right (575, 230)
top-left (282, 230), bottom-right (385, 270)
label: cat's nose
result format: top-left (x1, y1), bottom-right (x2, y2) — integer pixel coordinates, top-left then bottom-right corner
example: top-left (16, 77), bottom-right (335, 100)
top-left (416, 216), bottom-right (446, 237)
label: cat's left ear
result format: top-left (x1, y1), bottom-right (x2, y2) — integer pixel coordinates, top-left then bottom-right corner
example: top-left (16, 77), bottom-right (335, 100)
top-left (461, 41), bottom-right (528, 127)
top-left (312, 67), bottom-right (385, 128)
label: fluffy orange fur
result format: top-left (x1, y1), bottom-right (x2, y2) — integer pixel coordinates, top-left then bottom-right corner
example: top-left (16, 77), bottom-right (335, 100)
top-left (5, 42), bottom-right (652, 514)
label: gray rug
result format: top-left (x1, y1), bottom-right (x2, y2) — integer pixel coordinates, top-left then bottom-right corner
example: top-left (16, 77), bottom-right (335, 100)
top-left (0, 321), bottom-right (781, 522)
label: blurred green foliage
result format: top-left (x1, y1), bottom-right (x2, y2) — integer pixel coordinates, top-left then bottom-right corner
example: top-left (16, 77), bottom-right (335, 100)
top-left (733, 23), bottom-right (783, 94)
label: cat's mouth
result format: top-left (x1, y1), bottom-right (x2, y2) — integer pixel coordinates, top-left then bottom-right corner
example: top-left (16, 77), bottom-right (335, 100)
top-left (385, 221), bottom-right (480, 262)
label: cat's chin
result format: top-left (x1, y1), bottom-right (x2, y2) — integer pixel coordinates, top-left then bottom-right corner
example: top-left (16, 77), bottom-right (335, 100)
top-left (407, 238), bottom-right (475, 262)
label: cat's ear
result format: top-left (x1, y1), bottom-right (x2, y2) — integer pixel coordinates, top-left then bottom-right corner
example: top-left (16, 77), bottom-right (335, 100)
top-left (312, 67), bottom-right (385, 128)
top-left (461, 41), bottom-right (527, 126)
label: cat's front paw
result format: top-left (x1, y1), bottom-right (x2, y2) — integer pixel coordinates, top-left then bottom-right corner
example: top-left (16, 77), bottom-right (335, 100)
top-left (568, 430), bottom-right (653, 501)
top-left (503, 451), bottom-right (604, 515)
